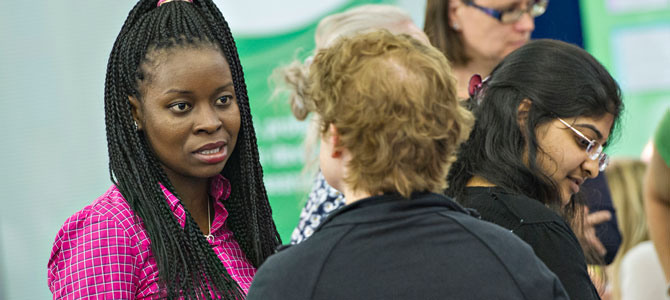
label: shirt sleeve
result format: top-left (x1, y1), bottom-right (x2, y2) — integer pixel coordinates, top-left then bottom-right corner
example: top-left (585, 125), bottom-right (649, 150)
top-left (514, 221), bottom-right (601, 300)
top-left (48, 211), bottom-right (140, 299)
top-left (247, 253), bottom-right (294, 300)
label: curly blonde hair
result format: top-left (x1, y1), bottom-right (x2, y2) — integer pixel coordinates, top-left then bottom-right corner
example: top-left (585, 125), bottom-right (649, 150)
top-left (276, 5), bottom-right (427, 170)
top-left (281, 5), bottom-right (420, 121)
top-left (306, 30), bottom-right (473, 198)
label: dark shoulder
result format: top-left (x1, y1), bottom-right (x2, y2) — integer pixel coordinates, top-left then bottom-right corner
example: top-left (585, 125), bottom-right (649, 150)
top-left (460, 190), bottom-right (598, 299)
top-left (435, 210), bottom-right (569, 299)
top-left (247, 224), bottom-right (354, 300)
top-left (436, 209), bottom-right (550, 261)
top-left (460, 187), bottom-right (564, 228)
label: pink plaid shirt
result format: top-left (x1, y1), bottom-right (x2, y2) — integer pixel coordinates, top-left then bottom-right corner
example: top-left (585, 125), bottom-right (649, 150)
top-left (48, 175), bottom-right (256, 299)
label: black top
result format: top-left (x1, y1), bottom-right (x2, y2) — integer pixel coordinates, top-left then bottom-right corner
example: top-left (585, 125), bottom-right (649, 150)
top-left (247, 192), bottom-right (568, 300)
top-left (460, 187), bottom-right (601, 300)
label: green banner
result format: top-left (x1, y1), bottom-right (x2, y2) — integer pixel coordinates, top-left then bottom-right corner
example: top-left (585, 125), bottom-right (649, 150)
top-left (581, 0), bottom-right (670, 158)
top-left (235, 0), bottom-right (397, 240)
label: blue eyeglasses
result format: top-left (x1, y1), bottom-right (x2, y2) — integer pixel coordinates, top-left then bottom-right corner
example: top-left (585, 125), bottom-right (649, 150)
top-left (557, 118), bottom-right (609, 172)
top-left (462, 0), bottom-right (549, 24)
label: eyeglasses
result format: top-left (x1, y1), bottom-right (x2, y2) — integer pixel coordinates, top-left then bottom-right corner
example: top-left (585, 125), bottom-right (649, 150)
top-left (557, 118), bottom-right (609, 172)
top-left (462, 0), bottom-right (549, 24)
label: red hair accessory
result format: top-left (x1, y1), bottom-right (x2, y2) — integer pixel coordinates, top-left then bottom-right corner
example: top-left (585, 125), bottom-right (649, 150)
top-left (157, 0), bottom-right (193, 7)
top-left (468, 74), bottom-right (483, 98)
top-left (467, 74), bottom-right (489, 101)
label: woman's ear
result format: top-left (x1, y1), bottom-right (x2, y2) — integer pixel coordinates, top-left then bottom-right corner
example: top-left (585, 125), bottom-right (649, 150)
top-left (449, 0), bottom-right (463, 31)
top-left (517, 98), bottom-right (532, 128)
top-left (128, 96), bottom-right (143, 131)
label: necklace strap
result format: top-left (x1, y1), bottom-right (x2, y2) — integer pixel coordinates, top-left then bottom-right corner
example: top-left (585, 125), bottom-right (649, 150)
top-left (204, 197), bottom-right (214, 242)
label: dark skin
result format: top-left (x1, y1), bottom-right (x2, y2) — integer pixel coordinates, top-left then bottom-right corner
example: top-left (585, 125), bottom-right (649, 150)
top-left (129, 46), bottom-right (241, 234)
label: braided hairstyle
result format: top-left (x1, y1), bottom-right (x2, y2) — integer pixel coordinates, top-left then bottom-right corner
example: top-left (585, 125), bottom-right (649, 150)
top-left (104, 0), bottom-right (280, 298)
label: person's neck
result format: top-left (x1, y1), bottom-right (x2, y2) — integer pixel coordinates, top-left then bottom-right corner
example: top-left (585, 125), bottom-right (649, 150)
top-left (453, 58), bottom-right (498, 100)
top-left (164, 171), bottom-right (211, 234)
top-left (466, 176), bottom-right (497, 187)
top-left (342, 186), bottom-right (373, 205)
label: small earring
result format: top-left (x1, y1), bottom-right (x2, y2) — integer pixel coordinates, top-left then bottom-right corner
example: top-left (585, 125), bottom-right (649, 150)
top-left (452, 23), bottom-right (460, 31)
top-left (134, 121), bottom-right (139, 131)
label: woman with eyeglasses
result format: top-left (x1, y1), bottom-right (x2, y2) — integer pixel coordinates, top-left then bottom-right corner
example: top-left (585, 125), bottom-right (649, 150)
top-left (446, 39), bottom-right (623, 300)
top-left (425, 0), bottom-right (548, 99)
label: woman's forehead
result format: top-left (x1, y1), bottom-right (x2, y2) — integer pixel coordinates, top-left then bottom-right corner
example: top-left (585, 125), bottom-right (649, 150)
top-left (571, 114), bottom-right (615, 142)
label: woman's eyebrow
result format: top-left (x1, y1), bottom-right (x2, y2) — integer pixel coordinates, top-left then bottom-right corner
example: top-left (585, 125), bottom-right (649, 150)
top-left (575, 123), bottom-right (604, 140)
top-left (499, 0), bottom-right (526, 11)
top-left (163, 82), bottom-right (234, 96)
top-left (164, 88), bottom-right (192, 95)
top-left (213, 82), bottom-right (234, 94)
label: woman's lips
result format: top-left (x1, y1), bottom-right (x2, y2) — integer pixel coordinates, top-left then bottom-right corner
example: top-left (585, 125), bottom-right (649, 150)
top-left (510, 39), bottom-right (528, 48)
top-left (567, 176), bottom-right (584, 194)
top-left (193, 141), bottom-right (228, 164)
top-left (569, 180), bottom-right (580, 194)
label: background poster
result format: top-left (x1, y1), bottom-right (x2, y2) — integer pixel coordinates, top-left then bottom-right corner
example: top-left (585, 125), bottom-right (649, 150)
top-left (581, 0), bottom-right (670, 157)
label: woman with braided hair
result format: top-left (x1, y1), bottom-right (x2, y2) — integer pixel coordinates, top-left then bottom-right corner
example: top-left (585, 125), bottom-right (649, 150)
top-left (47, 0), bottom-right (280, 298)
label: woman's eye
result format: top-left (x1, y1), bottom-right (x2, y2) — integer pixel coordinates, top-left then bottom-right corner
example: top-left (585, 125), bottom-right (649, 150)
top-left (168, 102), bottom-right (191, 113)
top-left (576, 137), bottom-right (591, 148)
top-left (216, 95), bottom-right (233, 106)
top-left (501, 2), bottom-right (520, 13)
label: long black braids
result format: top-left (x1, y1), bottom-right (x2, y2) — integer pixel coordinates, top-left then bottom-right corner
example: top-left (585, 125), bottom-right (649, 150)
top-left (104, 0), bottom-right (281, 298)
top-left (197, 0), bottom-right (278, 266)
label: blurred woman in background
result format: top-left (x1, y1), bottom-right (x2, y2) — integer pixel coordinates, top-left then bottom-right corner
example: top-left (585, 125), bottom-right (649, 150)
top-left (603, 159), bottom-right (668, 300)
top-left (424, 0), bottom-right (548, 99)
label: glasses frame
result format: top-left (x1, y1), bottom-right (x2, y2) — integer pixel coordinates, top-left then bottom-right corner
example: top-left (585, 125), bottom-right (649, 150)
top-left (462, 0), bottom-right (549, 24)
top-left (556, 118), bottom-right (609, 172)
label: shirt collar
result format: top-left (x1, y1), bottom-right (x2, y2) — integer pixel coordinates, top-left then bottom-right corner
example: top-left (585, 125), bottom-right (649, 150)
top-left (159, 174), bottom-right (232, 229)
top-left (315, 192), bottom-right (477, 231)
top-left (209, 174), bottom-right (231, 202)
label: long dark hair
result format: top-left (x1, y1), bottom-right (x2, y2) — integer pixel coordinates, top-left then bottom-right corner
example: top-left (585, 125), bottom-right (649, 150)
top-left (447, 39), bottom-right (623, 220)
top-left (104, 0), bottom-right (280, 298)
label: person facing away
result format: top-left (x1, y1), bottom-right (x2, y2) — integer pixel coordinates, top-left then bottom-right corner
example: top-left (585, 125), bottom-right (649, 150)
top-left (446, 39), bottom-right (624, 300)
top-left (424, 0), bottom-right (548, 99)
top-left (247, 30), bottom-right (568, 300)
top-left (47, 0), bottom-right (280, 298)
top-left (282, 4), bottom-right (431, 244)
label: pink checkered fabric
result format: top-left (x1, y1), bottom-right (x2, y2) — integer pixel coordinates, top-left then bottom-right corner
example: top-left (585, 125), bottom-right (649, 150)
top-left (47, 175), bottom-right (256, 299)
